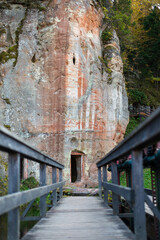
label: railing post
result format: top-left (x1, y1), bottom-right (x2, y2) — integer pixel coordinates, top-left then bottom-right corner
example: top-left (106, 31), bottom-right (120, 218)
top-left (8, 153), bottom-right (20, 240)
top-left (52, 167), bottom-right (57, 206)
top-left (98, 167), bottom-right (102, 198)
top-left (40, 163), bottom-right (46, 217)
top-left (59, 169), bottom-right (63, 199)
top-left (132, 150), bottom-right (147, 240)
top-left (111, 162), bottom-right (119, 215)
top-left (126, 169), bottom-right (134, 229)
top-left (103, 165), bottom-right (108, 205)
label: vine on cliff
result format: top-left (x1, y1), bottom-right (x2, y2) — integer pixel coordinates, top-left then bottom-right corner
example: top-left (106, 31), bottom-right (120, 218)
top-left (14, 8), bottom-right (28, 67)
top-left (99, 5), bottom-right (114, 83)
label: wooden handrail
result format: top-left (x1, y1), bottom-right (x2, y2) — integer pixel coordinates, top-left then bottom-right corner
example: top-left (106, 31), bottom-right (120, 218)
top-left (0, 126), bottom-right (64, 169)
top-left (0, 182), bottom-right (65, 216)
top-left (0, 126), bottom-right (65, 240)
top-left (97, 107), bottom-right (160, 240)
top-left (97, 107), bottom-right (160, 167)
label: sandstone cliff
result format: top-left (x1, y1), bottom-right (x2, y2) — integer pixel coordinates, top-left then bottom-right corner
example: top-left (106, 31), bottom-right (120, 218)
top-left (0, 0), bottom-right (128, 186)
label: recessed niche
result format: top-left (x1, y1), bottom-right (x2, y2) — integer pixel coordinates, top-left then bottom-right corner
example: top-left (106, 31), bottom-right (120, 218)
top-left (73, 54), bottom-right (76, 65)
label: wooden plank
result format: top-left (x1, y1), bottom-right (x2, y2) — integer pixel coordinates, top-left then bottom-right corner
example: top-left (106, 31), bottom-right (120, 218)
top-left (8, 153), bottom-right (20, 240)
top-left (52, 167), bottom-right (57, 206)
top-left (103, 165), bottom-right (108, 205)
top-left (21, 197), bottom-right (134, 240)
top-left (59, 169), bottom-right (63, 199)
top-left (0, 126), bottom-right (64, 169)
top-left (144, 192), bottom-right (160, 221)
top-left (132, 150), bottom-right (147, 240)
top-left (21, 200), bottom-right (35, 219)
top-left (21, 217), bottom-right (41, 222)
top-left (111, 162), bottom-right (119, 215)
top-left (0, 182), bottom-right (65, 216)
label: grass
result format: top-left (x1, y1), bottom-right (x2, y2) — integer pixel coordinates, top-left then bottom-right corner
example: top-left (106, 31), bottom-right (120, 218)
top-left (143, 168), bottom-right (151, 189)
top-left (119, 169), bottom-right (151, 189)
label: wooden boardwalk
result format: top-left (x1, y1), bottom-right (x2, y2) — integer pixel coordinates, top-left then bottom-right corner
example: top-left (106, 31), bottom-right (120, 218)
top-left (22, 197), bottom-right (134, 240)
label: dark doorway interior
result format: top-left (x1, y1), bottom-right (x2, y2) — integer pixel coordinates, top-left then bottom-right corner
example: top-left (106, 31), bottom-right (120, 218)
top-left (71, 155), bottom-right (81, 183)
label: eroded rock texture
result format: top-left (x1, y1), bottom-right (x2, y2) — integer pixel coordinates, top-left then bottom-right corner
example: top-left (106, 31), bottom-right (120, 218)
top-left (0, 0), bottom-right (128, 186)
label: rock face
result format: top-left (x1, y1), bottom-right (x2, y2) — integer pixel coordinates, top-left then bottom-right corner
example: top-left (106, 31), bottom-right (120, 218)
top-left (0, 0), bottom-right (129, 186)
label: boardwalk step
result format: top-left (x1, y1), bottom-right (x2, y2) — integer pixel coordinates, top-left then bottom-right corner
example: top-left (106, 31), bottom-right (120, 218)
top-left (21, 197), bottom-right (134, 240)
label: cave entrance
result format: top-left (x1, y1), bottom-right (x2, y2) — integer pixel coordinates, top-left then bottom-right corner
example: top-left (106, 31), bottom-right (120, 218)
top-left (71, 154), bottom-right (81, 183)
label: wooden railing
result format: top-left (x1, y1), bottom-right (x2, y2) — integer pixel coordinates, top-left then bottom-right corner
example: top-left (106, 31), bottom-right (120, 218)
top-left (0, 126), bottom-right (65, 240)
top-left (97, 107), bottom-right (160, 240)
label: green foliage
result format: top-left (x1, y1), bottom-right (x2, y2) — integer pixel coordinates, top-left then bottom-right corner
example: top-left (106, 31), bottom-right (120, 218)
top-left (120, 171), bottom-right (127, 186)
top-left (128, 89), bottom-right (147, 105)
top-left (102, 30), bottom-right (113, 43)
top-left (119, 168), bottom-right (151, 189)
top-left (140, 7), bottom-right (160, 78)
top-left (13, 11), bottom-right (27, 67)
top-left (101, 6), bottom-right (114, 46)
top-left (3, 97), bottom-right (11, 104)
top-left (0, 176), bottom-right (8, 196)
top-left (124, 117), bottom-right (143, 137)
top-left (101, 1), bottom-right (160, 107)
top-left (20, 177), bottom-right (52, 217)
top-left (143, 168), bottom-right (151, 189)
top-left (112, 0), bottom-right (132, 36)
top-left (0, 214), bottom-right (7, 240)
top-left (0, 46), bottom-right (17, 65)
top-left (98, 56), bottom-right (112, 78)
top-left (127, 7), bottom-right (160, 106)
top-left (0, 155), bottom-right (8, 196)
top-left (4, 125), bottom-right (11, 130)
top-left (20, 176), bottom-right (39, 191)
top-left (0, 5), bottom-right (44, 67)
top-left (63, 188), bottom-right (72, 196)
top-left (20, 177), bottom-right (40, 216)
top-left (151, 77), bottom-right (160, 82)
top-left (108, 191), bottom-right (112, 202)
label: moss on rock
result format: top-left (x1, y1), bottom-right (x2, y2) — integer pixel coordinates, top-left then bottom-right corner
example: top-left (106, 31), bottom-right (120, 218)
top-left (0, 49), bottom-right (16, 64)
top-left (98, 56), bottom-right (112, 83)
top-left (3, 124), bottom-right (11, 130)
top-left (102, 30), bottom-right (113, 44)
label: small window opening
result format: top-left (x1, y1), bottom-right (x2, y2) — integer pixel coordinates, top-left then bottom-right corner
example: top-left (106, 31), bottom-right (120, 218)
top-left (73, 54), bottom-right (76, 65)
top-left (71, 155), bottom-right (81, 182)
top-left (32, 54), bottom-right (36, 63)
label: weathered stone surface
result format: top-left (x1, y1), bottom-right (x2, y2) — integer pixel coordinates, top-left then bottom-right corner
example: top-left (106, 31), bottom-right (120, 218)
top-left (0, 0), bottom-right (129, 186)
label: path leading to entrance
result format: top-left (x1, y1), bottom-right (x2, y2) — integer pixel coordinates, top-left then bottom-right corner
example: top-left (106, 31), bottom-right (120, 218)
top-left (22, 197), bottom-right (134, 240)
